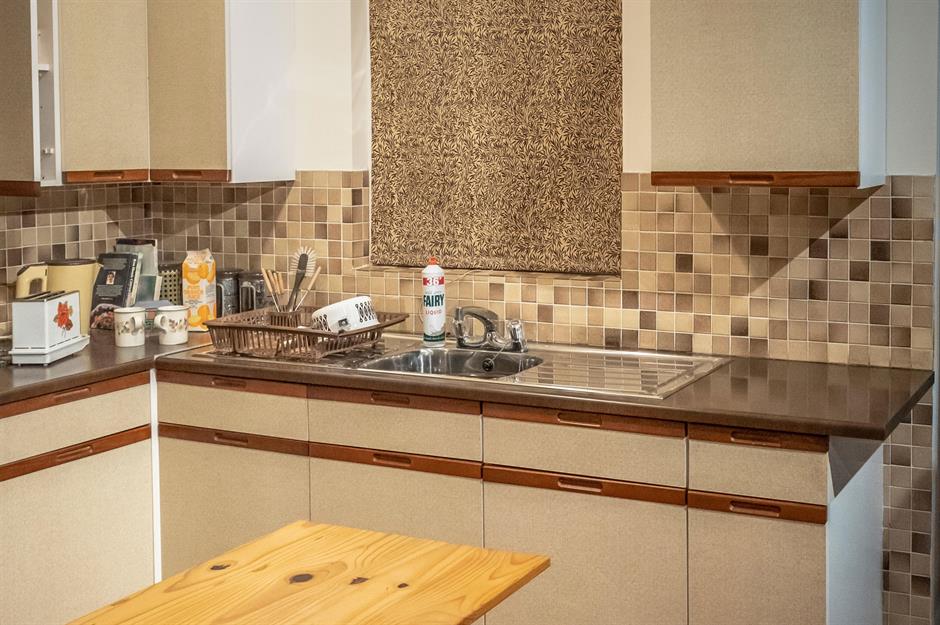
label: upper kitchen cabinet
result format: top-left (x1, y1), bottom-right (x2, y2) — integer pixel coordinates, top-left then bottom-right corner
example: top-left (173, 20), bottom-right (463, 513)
top-left (58, 0), bottom-right (150, 183)
top-left (147, 0), bottom-right (294, 183)
top-left (0, 0), bottom-right (62, 196)
top-left (650, 0), bottom-right (885, 188)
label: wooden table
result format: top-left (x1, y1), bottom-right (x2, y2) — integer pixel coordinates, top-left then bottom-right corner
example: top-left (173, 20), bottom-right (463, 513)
top-left (70, 521), bottom-right (549, 625)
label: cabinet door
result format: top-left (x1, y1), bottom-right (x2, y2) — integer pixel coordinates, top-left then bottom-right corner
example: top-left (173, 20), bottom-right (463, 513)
top-left (0, 441), bottom-right (153, 625)
top-left (58, 0), bottom-right (149, 177)
top-left (0, 0), bottom-right (36, 187)
top-left (309, 455), bottom-right (482, 546)
top-left (147, 0), bottom-right (228, 174)
top-left (688, 507), bottom-right (826, 625)
top-left (484, 480), bottom-right (687, 625)
top-left (159, 437), bottom-right (309, 577)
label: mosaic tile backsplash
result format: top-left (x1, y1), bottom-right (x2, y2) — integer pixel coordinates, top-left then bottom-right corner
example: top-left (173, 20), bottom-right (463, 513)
top-left (0, 169), bottom-right (935, 622)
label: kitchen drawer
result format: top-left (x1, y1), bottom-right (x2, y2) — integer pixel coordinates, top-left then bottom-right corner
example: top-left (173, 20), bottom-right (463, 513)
top-left (308, 386), bottom-right (481, 460)
top-left (0, 373), bottom-right (149, 465)
top-left (310, 444), bottom-right (482, 546)
top-left (482, 403), bottom-right (686, 487)
top-left (157, 371), bottom-right (307, 440)
top-left (688, 424), bottom-right (829, 505)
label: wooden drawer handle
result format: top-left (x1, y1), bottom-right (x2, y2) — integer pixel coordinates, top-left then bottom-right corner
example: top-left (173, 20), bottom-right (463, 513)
top-left (728, 500), bottom-right (781, 518)
top-left (729, 430), bottom-right (782, 448)
top-left (557, 476), bottom-right (603, 494)
top-left (55, 445), bottom-right (94, 464)
top-left (555, 411), bottom-right (602, 428)
top-left (51, 386), bottom-right (92, 404)
top-left (169, 170), bottom-right (207, 180)
top-left (210, 377), bottom-right (247, 389)
top-left (212, 432), bottom-right (249, 447)
top-left (728, 173), bottom-right (775, 186)
top-left (371, 452), bottom-right (413, 468)
top-left (370, 392), bottom-right (411, 407)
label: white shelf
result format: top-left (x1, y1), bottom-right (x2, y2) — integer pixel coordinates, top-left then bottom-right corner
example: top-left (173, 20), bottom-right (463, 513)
top-left (37, 63), bottom-right (50, 73)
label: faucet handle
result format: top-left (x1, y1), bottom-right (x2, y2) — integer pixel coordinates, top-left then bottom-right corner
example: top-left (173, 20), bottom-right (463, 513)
top-left (506, 319), bottom-right (527, 352)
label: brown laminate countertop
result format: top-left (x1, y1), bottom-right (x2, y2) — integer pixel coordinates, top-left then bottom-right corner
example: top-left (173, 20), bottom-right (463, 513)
top-left (155, 345), bottom-right (934, 441)
top-left (0, 331), bottom-right (211, 404)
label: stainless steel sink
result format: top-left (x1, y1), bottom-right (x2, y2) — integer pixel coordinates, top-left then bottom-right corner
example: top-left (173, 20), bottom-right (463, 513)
top-left (360, 347), bottom-right (543, 380)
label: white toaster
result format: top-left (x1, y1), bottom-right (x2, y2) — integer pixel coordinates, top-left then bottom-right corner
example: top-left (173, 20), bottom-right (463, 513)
top-left (10, 290), bottom-right (90, 365)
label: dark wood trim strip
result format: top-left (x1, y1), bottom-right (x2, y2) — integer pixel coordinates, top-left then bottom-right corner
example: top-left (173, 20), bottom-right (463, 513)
top-left (0, 372), bottom-right (150, 420)
top-left (484, 402), bottom-right (685, 438)
top-left (688, 423), bottom-right (829, 453)
top-left (0, 425), bottom-right (150, 482)
top-left (63, 169), bottom-right (149, 184)
top-left (0, 180), bottom-right (41, 197)
top-left (309, 442), bottom-right (482, 479)
top-left (688, 490), bottom-right (827, 524)
top-left (159, 423), bottom-right (309, 456)
top-left (483, 464), bottom-right (686, 506)
top-left (156, 370), bottom-right (307, 399)
top-left (149, 169), bottom-right (231, 182)
top-left (649, 171), bottom-right (861, 188)
top-left (310, 386), bottom-right (481, 415)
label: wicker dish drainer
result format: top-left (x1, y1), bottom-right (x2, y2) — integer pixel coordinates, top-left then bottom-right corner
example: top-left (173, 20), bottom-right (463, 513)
top-left (205, 307), bottom-right (408, 362)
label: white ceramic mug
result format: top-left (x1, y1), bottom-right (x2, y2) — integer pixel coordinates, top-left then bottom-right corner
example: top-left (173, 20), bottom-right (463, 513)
top-left (154, 305), bottom-right (189, 345)
top-left (114, 307), bottom-right (146, 347)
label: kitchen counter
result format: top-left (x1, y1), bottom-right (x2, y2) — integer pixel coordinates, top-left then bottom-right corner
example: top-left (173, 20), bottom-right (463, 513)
top-left (156, 340), bottom-right (933, 440)
top-left (0, 331), bottom-right (211, 405)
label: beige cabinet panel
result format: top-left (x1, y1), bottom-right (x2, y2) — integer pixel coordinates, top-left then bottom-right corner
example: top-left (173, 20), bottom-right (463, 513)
top-left (309, 399), bottom-right (482, 460)
top-left (689, 439), bottom-right (829, 505)
top-left (159, 437), bottom-right (309, 577)
top-left (309, 458), bottom-right (482, 546)
top-left (158, 381), bottom-right (307, 440)
top-left (688, 508), bottom-right (826, 625)
top-left (147, 0), bottom-right (228, 170)
top-left (0, 384), bottom-right (149, 464)
top-left (651, 0), bottom-right (865, 172)
top-left (484, 482), bottom-right (687, 625)
top-left (483, 417), bottom-right (686, 487)
top-left (0, 0), bottom-right (35, 181)
top-left (58, 0), bottom-right (150, 171)
top-left (0, 441), bottom-right (153, 625)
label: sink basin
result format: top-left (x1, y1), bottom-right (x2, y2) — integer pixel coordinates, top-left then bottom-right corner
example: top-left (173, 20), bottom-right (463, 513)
top-left (360, 347), bottom-right (544, 380)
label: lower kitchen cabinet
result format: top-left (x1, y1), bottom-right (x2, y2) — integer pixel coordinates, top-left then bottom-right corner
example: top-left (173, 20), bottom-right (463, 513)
top-left (0, 440), bottom-right (153, 625)
top-left (688, 507), bottom-right (825, 625)
top-left (159, 437), bottom-right (310, 576)
top-left (483, 475), bottom-right (688, 625)
top-left (309, 450), bottom-right (483, 546)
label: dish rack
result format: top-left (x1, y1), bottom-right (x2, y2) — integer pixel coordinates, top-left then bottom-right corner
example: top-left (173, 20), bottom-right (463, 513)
top-left (205, 307), bottom-right (408, 362)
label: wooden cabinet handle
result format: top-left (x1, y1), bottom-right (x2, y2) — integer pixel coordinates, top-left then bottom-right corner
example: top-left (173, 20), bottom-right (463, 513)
top-left (169, 170), bottom-right (206, 180)
top-left (210, 377), bottom-right (247, 389)
top-left (555, 411), bottom-right (602, 428)
top-left (90, 170), bottom-right (129, 181)
top-left (557, 476), bottom-right (603, 494)
top-left (729, 430), bottom-right (782, 448)
top-left (212, 432), bottom-right (249, 447)
top-left (370, 392), bottom-right (411, 407)
top-left (54, 445), bottom-right (94, 464)
top-left (371, 452), bottom-right (413, 468)
top-left (728, 500), bottom-right (782, 518)
top-left (51, 386), bottom-right (92, 404)
top-left (728, 173), bottom-right (775, 186)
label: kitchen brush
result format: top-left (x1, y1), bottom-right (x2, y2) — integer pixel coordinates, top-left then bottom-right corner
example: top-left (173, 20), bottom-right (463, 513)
top-left (287, 246), bottom-right (316, 311)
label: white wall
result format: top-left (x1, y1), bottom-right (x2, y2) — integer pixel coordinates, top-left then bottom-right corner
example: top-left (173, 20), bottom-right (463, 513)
top-left (299, 0), bottom-right (939, 176)
top-left (886, 0), bottom-right (938, 174)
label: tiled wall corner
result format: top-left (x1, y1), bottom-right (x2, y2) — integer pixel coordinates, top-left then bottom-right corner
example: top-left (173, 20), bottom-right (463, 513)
top-left (0, 184), bottom-right (154, 335)
top-left (883, 389), bottom-right (934, 625)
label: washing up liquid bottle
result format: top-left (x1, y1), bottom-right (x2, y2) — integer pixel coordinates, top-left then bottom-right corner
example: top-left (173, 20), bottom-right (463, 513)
top-left (422, 257), bottom-right (445, 346)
